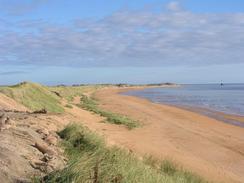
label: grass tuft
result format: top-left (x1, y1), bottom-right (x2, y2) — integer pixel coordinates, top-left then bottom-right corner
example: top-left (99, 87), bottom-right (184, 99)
top-left (77, 95), bottom-right (140, 129)
top-left (42, 124), bottom-right (208, 183)
top-left (65, 104), bottom-right (73, 109)
top-left (160, 159), bottom-right (178, 175)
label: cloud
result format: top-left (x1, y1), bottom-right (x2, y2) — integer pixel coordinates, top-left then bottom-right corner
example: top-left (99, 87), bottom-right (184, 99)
top-left (0, 1), bottom-right (244, 67)
top-left (0, 71), bottom-right (28, 75)
top-left (166, 1), bottom-right (183, 11)
top-left (0, 0), bottom-right (48, 15)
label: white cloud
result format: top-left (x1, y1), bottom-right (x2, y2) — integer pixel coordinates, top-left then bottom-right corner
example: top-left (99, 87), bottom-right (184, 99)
top-left (0, 1), bottom-right (244, 67)
top-left (166, 1), bottom-right (182, 11)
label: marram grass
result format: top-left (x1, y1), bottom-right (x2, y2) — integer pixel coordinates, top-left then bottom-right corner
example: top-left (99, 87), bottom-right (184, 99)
top-left (77, 95), bottom-right (140, 129)
top-left (42, 124), bottom-right (208, 183)
top-left (0, 82), bottom-right (64, 113)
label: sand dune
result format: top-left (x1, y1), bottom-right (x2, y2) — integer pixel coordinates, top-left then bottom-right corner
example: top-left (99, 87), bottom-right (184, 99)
top-left (0, 93), bottom-right (27, 111)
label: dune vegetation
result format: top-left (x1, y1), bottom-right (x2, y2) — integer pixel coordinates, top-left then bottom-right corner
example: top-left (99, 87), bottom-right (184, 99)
top-left (0, 82), bottom-right (139, 129)
top-left (49, 85), bottom-right (103, 102)
top-left (78, 95), bottom-right (140, 129)
top-left (0, 82), bottom-right (210, 182)
top-left (41, 124), bottom-right (207, 183)
top-left (0, 82), bottom-right (64, 113)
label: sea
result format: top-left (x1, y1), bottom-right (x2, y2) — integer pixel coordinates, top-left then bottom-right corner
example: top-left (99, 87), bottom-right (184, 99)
top-left (124, 84), bottom-right (244, 127)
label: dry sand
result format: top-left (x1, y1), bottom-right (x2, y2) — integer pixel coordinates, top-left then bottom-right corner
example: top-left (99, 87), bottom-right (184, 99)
top-left (0, 93), bottom-right (28, 111)
top-left (86, 87), bottom-right (244, 183)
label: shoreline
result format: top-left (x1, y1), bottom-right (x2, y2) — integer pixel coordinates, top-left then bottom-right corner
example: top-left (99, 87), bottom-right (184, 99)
top-left (178, 105), bottom-right (244, 127)
top-left (94, 86), bottom-right (244, 183)
top-left (120, 86), bottom-right (244, 128)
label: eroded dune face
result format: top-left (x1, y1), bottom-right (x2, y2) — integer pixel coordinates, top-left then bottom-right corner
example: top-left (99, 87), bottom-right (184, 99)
top-left (0, 110), bottom-right (67, 183)
top-left (0, 93), bottom-right (27, 111)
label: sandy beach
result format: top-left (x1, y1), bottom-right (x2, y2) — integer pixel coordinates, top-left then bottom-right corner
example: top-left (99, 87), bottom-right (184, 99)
top-left (1, 84), bottom-right (243, 182)
top-left (2, 1), bottom-right (244, 182)
top-left (86, 87), bottom-right (244, 183)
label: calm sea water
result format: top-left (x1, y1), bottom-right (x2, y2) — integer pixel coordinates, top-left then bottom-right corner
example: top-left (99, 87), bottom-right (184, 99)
top-left (125, 84), bottom-right (244, 116)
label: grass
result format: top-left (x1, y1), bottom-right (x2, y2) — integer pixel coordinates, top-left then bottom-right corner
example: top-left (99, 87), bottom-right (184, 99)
top-left (48, 85), bottom-right (103, 102)
top-left (41, 124), bottom-right (208, 183)
top-left (0, 82), bottom-right (64, 113)
top-left (65, 104), bottom-right (73, 109)
top-left (77, 95), bottom-right (140, 129)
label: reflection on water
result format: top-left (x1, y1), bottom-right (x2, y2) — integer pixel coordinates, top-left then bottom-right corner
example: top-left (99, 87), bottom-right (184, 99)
top-left (124, 84), bottom-right (244, 127)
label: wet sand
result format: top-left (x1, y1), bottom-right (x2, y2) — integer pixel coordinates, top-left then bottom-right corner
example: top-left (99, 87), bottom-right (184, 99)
top-left (121, 86), bottom-right (244, 128)
top-left (164, 104), bottom-right (244, 128)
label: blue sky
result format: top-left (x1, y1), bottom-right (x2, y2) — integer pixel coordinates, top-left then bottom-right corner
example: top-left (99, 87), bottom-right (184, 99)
top-left (0, 0), bottom-right (244, 85)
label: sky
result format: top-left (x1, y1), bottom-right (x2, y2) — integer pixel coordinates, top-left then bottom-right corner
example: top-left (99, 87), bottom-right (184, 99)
top-left (0, 0), bottom-right (244, 85)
